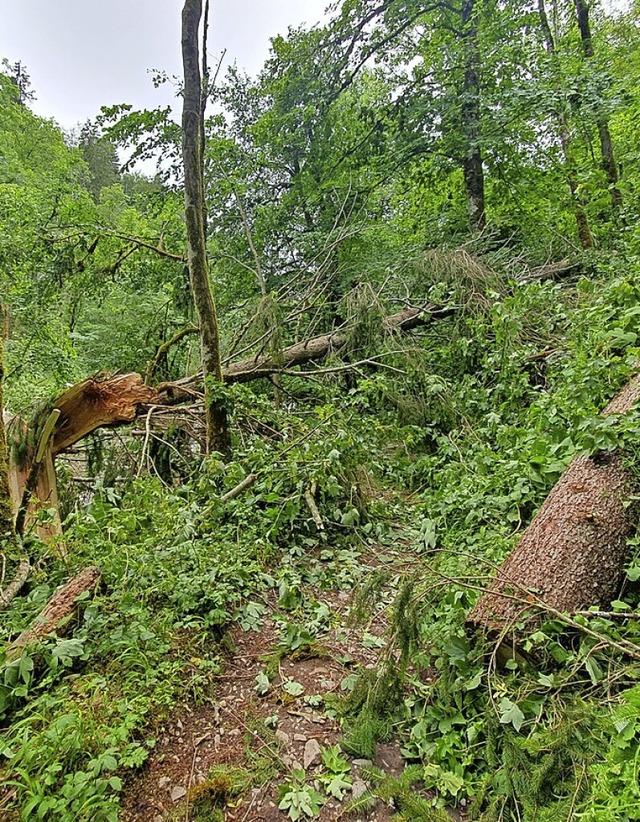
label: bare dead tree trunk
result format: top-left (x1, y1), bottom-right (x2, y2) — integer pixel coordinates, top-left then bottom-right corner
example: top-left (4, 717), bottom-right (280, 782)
top-left (181, 0), bottom-right (231, 457)
top-left (538, 0), bottom-right (594, 250)
top-left (572, 0), bottom-right (623, 213)
top-left (461, 0), bottom-right (486, 234)
top-left (468, 375), bottom-right (640, 632)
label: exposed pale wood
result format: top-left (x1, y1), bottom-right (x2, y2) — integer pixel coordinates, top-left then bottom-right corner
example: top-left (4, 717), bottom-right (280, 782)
top-left (221, 473), bottom-right (257, 503)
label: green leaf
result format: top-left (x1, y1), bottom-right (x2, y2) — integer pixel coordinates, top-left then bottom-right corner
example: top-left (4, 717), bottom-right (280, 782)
top-left (255, 672), bottom-right (270, 696)
top-left (498, 698), bottom-right (525, 732)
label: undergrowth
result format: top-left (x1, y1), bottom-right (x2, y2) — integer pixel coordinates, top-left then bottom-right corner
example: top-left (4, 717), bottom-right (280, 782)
top-left (4, 255), bottom-right (640, 819)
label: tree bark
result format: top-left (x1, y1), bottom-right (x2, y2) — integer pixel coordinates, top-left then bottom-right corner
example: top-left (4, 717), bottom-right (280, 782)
top-left (0, 306), bottom-right (14, 540)
top-left (157, 304), bottom-right (451, 402)
top-left (468, 374), bottom-right (640, 632)
top-left (7, 566), bottom-right (101, 657)
top-left (181, 0), bottom-right (231, 457)
top-left (538, 0), bottom-right (594, 250)
top-left (572, 0), bottom-right (623, 213)
top-left (460, 0), bottom-right (486, 233)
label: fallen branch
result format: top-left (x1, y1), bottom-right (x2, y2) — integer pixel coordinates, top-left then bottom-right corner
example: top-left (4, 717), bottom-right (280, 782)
top-left (221, 473), bottom-right (257, 503)
top-left (0, 558), bottom-right (30, 612)
top-left (158, 304), bottom-right (450, 401)
top-left (304, 484), bottom-right (324, 531)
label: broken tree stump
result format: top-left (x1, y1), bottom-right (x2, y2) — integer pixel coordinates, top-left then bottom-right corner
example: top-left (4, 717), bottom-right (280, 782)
top-left (468, 374), bottom-right (640, 632)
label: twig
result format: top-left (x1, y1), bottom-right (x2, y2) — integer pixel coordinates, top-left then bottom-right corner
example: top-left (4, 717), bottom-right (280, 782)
top-left (304, 484), bottom-right (324, 530)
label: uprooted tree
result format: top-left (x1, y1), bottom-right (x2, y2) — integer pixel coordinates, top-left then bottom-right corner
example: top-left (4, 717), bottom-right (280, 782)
top-left (468, 374), bottom-right (640, 633)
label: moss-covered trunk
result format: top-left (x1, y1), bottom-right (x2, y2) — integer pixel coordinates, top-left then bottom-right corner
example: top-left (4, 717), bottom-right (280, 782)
top-left (181, 0), bottom-right (231, 458)
top-left (0, 305), bottom-right (15, 539)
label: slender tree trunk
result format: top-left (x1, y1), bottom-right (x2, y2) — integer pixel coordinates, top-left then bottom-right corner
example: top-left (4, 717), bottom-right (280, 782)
top-left (538, 0), bottom-right (594, 249)
top-left (181, 0), bottom-right (231, 457)
top-left (460, 0), bottom-right (486, 234)
top-left (0, 305), bottom-right (15, 539)
top-left (468, 375), bottom-right (640, 632)
top-left (572, 0), bottom-right (623, 212)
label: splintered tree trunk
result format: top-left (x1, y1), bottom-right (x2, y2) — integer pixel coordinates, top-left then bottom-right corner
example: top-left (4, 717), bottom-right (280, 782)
top-left (573, 0), bottom-right (623, 213)
top-left (468, 375), bottom-right (640, 631)
top-left (460, 0), bottom-right (486, 234)
top-left (9, 374), bottom-right (156, 540)
top-left (181, 0), bottom-right (231, 458)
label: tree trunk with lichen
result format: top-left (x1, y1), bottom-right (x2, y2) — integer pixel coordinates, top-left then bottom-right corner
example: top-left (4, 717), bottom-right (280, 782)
top-left (0, 307), bottom-right (14, 540)
top-left (468, 375), bottom-right (640, 632)
top-left (181, 0), bottom-right (231, 458)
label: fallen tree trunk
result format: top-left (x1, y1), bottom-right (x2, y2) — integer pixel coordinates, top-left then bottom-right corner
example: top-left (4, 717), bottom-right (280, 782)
top-left (157, 304), bottom-right (450, 402)
top-left (468, 375), bottom-right (640, 632)
top-left (8, 565), bottom-right (101, 655)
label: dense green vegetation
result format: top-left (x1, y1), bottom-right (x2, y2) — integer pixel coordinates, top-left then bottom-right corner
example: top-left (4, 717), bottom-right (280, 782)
top-left (2, 0), bottom-right (640, 819)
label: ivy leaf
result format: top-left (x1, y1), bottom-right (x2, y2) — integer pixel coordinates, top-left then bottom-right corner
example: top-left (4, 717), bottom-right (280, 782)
top-left (498, 698), bottom-right (525, 732)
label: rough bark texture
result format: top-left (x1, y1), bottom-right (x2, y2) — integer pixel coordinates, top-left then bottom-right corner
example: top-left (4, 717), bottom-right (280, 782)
top-left (468, 375), bottom-right (640, 631)
top-left (538, 0), bottom-right (594, 250)
top-left (572, 0), bottom-right (623, 212)
top-left (8, 566), bottom-right (101, 654)
top-left (460, 0), bottom-right (486, 233)
top-left (157, 305), bottom-right (447, 402)
top-left (181, 0), bottom-right (231, 457)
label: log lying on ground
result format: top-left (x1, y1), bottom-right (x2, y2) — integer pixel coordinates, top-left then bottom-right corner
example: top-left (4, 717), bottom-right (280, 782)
top-left (468, 375), bottom-right (640, 632)
top-left (157, 304), bottom-right (450, 402)
top-left (7, 566), bottom-right (101, 656)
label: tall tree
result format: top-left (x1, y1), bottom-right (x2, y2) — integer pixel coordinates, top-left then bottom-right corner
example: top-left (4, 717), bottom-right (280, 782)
top-left (0, 306), bottom-right (14, 539)
top-left (460, 0), bottom-right (486, 233)
top-left (572, 0), bottom-right (622, 213)
top-left (538, 0), bottom-right (594, 249)
top-left (181, 0), bottom-right (231, 457)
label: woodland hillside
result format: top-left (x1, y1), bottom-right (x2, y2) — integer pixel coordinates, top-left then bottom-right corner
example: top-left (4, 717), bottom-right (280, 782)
top-left (2, 0), bottom-right (640, 819)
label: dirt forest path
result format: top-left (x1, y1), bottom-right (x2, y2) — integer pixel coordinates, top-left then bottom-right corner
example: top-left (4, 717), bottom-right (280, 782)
top-left (121, 547), bottom-right (417, 821)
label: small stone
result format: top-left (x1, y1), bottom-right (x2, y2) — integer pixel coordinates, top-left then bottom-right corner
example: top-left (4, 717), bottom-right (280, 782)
top-left (214, 733), bottom-right (221, 747)
top-left (171, 786), bottom-right (187, 802)
top-left (351, 780), bottom-right (368, 800)
top-left (293, 733), bottom-right (307, 742)
top-left (154, 816), bottom-right (164, 822)
top-left (176, 719), bottom-right (184, 730)
top-left (352, 759), bottom-right (373, 767)
top-left (158, 776), bottom-right (171, 789)
top-left (275, 730), bottom-right (291, 745)
top-left (303, 738), bottom-right (322, 769)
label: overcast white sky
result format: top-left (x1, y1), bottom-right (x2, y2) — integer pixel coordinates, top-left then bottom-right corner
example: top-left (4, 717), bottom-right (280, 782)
top-left (1, 0), bottom-right (329, 129)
